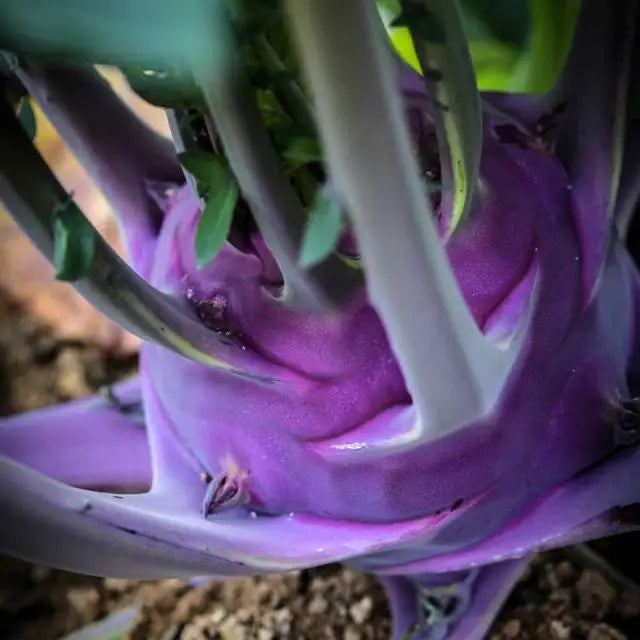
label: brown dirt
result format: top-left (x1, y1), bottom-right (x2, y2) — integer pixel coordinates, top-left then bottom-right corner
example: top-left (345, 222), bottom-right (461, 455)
top-left (0, 560), bottom-right (389, 640)
top-left (0, 291), bottom-right (639, 639)
top-left (0, 295), bottom-right (137, 416)
top-left (491, 553), bottom-right (640, 640)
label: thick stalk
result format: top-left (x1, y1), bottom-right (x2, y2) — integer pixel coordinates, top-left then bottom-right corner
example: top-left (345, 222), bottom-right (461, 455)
top-left (286, 0), bottom-right (515, 449)
top-left (16, 64), bottom-right (182, 274)
top-left (0, 102), bottom-right (289, 381)
top-left (0, 454), bottom-right (456, 578)
top-left (194, 2), bottom-right (361, 312)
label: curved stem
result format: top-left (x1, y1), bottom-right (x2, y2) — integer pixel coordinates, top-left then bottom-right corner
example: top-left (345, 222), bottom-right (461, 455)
top-left (379, 575), bottom-right (421, 640)
top-left (402, 0), bottom-right (482, 235)
top-left (377, 444), bottom-right (640, 575)
top-left (286, 0), bottom-right (515, 449)
top-left (0, 102), bottom-right (293, 381)
top-left (555, 0), bottom-right (637, 302)
top-left (0, 459), bottom-right (245, 579)
top-left (380, 560), bottom-right (528, 640)
top-left (0, 455), bottom-right (459, 578)
top-left (16, 64), bottom-right (182, 275)
top-left (0, 378), bottom-right (150, 490)
top-left (195, 2), bottom-right (361, 312)
top-left (140, 357), bottom-right (207, 498)
top-left (436, 560), bottom-right (528, 640)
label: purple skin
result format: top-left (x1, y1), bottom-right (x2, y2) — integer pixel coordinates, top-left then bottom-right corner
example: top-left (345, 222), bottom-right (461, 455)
top-left (2, 2), bottom-right (640, 638)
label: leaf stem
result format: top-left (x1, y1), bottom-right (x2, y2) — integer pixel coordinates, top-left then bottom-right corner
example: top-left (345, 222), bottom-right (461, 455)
top-left (194, 1), bottom-right (361, 311)
top-left (16, 64), bottom-right (182, 275)
top-left (0, 101), bottom-right (288, 382)
top-left (401, 0), bottom-right (482, 235)
top-left (286, 0), bottom-right (514, 448)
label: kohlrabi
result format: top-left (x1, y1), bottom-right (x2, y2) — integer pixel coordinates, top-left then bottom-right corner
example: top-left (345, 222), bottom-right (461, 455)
top-left (1, 1), bottom-right (640, 638)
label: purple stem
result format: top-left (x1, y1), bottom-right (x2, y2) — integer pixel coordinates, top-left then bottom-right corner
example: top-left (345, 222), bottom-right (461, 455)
top-left (0, 456), bottom-right (468, 578)
top-left (380, 559), bottom-right (528, 640)
top-left (0, 378), bottom-right (150, 490)
top-left (379, 576), bottom-right (420, 640)
top-left (554, 0), bottom-right (636, 303)
top-left (16, 64), bottom-right (183, 276)
top-left (285, 0), bottom-right (517, 449)
top-left (140, 358), bottom-right (206, 497)
top-left (436, 559), bottom-right (529, 640)
top-left (481, 92), bottom-right (555, 133)
top-left (377, 443), bottom-right (640, 575)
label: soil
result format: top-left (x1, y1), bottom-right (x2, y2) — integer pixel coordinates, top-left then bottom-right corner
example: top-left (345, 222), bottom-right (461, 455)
top-left (0, 293), bottom-right (640, 639)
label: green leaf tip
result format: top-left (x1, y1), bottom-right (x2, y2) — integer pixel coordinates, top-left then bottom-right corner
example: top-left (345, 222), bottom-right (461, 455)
top-left (178, 150), bottom-right (221, 196)
top-left (195, 180), bottom-right (238, 269)
top-left (298, 190), bottom-right (344, 269)
top-left (52, 200), bottom-right (96, 281)
top-left (178, 151), bottom-right (239, 269)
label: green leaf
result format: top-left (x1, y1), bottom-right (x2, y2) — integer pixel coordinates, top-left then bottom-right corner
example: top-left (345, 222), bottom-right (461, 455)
top-left (378, 0), bottom-right (579, 93)
top-left (178, 151), bottom-right (239, 267)
top-left (299, 191), bottom-right (344, 268)
top-left (178, 150), bottom-right (219, 184)
top-left (507, 0), bottom-right (581, 94)
top-left (282, 136), bottom-right (322, 167)
top-left (194, 163), bottom-right (238, 269)
top-left (178, 150), bottom-right (221, 197)
top-left (17, 98), bottom-right (36, 140)
top-left (52, 201), bottom-right (96, 281)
